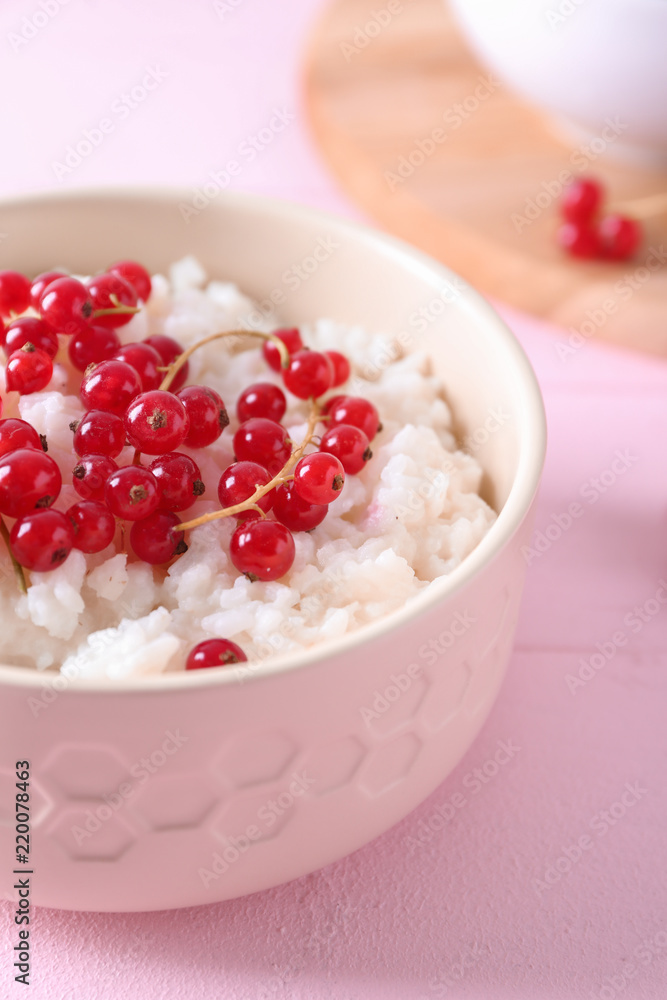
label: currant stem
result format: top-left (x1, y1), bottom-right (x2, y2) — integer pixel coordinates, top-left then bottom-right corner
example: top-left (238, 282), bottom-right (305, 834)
top-left (177, 400), bottom-right (321, 532)
top-left (158, 329), bottom-right (291, 392)
top-left (0, 516), bottom-right (27, 595)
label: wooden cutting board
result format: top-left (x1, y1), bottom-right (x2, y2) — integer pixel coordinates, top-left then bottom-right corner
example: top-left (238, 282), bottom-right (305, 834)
top-left (304, 0), bottom-right (667, 356)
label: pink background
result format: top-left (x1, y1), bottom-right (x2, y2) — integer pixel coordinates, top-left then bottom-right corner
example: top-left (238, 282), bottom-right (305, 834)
top-left (1, 1), bottom-right (666, 997)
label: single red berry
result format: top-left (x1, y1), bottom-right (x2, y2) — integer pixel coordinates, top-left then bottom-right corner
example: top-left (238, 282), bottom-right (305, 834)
top-left (29, 270), bottom-right (66, 311)
top-left (4, 317), bottom-right (59, 359)
top-left (217, 461), bottom-right (274, 521)
top-left (72, 454), bottom-right (118, 502)
top-left (0, 418), bottom-right (44, 456)
top-left (108, 260), bottom-right (152, 302)
top-left (149, 452), bottom-right (205, 512)
top-left (236, 382), bottom-right (286, 424)
top-left (293, 452), bottom-right (345, 504)
top-left (320, 423), bottom-right (372, 474)
top-left (6, 345), bottom-right (53, 395)
top-left (72, 410), bottom-right (125, 458)
top-left (39, 276), bottom-right (93, 336)
top-left (262, 327), bottom-right (303, 372)
top-left (272, 482), bottom-right (328, 532)
top-left (68, 325), bottom-right (121, 372)
top-left (186, 638), bottom-right (247, 670)
top-left (229, 519), bottom-right (295, 581)
top-left (177, 385), bottom-right (229, 448)
top-left (67, 500), bottom-right (116, 554)
top-left (124, 390), bottom-right (190, 455)
top-left (598, 214), bottom-right (642, 261)
top-left (0, 448), bottom-right (61, 517)
top-left (324, 350), bottom-right (351, 387)
top-left (283, 350), bottom-right (333, 400)
top-left (0, 271), bottom-right (31, 318)
top-left (143, 335), bottom-right (189, 392)
top-left (80, 359), bottom-right (142, 415)
top-left (130, 510), bottom-right (187, 564)
top-left (233, 418), bottom-right (291, 476)
top-left (114, 342), bottom-right (163, 392)
top-left (105, 465), bottom-right (160, 521)
top-left (10, 509), bottom-right (74, 572)
top-left (556, 221), bottom-right (601, 259)
top-left (328, 396), bottom-right (381, 440)
top-left (87, 272), bottom-right (138, 328)
top-left (561, 178), bottom-right (603, 224)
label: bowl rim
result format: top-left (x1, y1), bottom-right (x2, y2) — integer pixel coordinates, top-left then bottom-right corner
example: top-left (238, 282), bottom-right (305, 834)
top-left (0, 186), bottom-right (547, 692)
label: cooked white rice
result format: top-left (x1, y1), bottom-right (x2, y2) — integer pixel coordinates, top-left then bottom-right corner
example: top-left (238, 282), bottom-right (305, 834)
top-left (0, 258), bottom-right (496, 678)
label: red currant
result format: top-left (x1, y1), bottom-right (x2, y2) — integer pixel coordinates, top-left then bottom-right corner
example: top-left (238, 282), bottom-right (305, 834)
top-left (0, 448), bottom-right (61, 517)
top-left (114, 342), bottom-right (162, 392)
top-left (149, 452), bottom-right (205, 512)
top-left (108, 260), bottom-right (152, 302)
top-left (67, 500), bottom-right (116, 553)
top-left (130, 510), bottom-right (187, 564)
top-left (324, 350), bottom-right (351, 387)
top-left (262, 327), bottom-right (303, 372)
top-left (143, 335), bottom-right (189, 392)
top-left (293, 452), bottom-right (345, 504)
top-left (105, 465), bottom-right (160, 521)
top-left (10, 509), bottom-right (74, 572)
top-left (320, 394), bottom-right (347, 417)
top-left (328, 396), bottom-right (380, 440)
top-left (217, 461), bottom-right (274, 520)
top-left (4, 317), bottom-right (59, 359)
top-left (80, 359), bottom-right (142, 416)
top-left (39, 277), bottom-right (93, 336)
top-left (273, 482), bottom-right (328, 532)
top-left (283, 350), bottom-right (333, 400)
top-left (0, 271), bottom-right (31, 318)
top-left (598, 215), bottom-right (642, 261)
top-left (320, 423), bottom-right (372, 474)
top-left (186, 638), bottom-right (247, 670)
top-left (229, 519), bottom-right (295, 581)
top-left (233, 418), bottom-right (291, 476)
top-left (72, 454), bottom-right (118, 502)
top-left (72, 410), bottom-right (125, 458)
top-left (556, 222), bottom-right (601, 259)
top-left (561, 178), bottom-right (603, 224)
top-left (0, 418), bottom-right (44, 456)
top-left (177, 385), bottom-right (229, 448)
top-left (29, 271), bottom-right (66, 311)
top-left (68, 325), bottom-right (121, 372)
top-left (236, 382), bottom-right (286, 424)
top-left (87, 273), bottom-right (138, 328)
top-left (124, 390), bottom-right (190, 455)
top-left (6, 345), bottom-right (53, 395)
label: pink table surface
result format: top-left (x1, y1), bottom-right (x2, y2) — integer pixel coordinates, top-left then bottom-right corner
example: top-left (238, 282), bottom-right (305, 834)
top-left (1, 1), bottom-right (666, 998)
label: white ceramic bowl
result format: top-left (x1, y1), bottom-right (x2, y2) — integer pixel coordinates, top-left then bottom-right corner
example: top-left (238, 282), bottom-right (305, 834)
top-left (448, 0), bottom-right (667, 166)
top-left (0, 190), bottom-right (545, 912)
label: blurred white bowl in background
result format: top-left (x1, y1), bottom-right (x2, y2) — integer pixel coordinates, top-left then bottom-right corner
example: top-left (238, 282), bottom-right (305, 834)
top-left (448, 0), bottom-right (667, 166)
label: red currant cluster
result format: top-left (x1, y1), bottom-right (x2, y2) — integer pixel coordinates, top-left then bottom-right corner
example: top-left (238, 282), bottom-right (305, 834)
top-left (556, 178), bottom-right (642, 261)
top-left (0, 263), bottom-right (381, 672)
